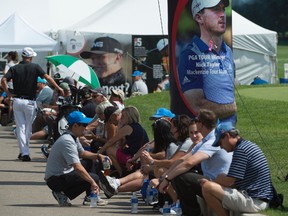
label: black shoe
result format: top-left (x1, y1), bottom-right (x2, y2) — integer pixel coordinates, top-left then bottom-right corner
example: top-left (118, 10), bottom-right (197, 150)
top-left (17, 153), bottom-right (22, 160)
top-left (22, 155), bottom-right (31, 161)
top-left (41, 144), bottom-right (50, 158)
top-left (97, 171), bottom-right (116, 199)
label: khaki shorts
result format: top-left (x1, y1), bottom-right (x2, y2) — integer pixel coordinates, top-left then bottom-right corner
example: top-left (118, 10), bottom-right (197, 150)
top-left (222, 188), bottom-right (269, 213)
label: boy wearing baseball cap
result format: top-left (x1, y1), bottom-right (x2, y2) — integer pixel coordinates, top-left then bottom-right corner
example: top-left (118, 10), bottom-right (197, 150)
top-left (45, 111), bottom-right (115, 206)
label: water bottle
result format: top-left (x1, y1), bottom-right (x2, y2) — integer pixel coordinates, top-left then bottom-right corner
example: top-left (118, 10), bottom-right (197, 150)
top-left (103, 156), bottom-right (110, 176)
top-left (90, 192), bottom-right (97, 207)
top-left (141, 179), bottom-right (150, 200)
top-left (146, 184), bottom-right (153, 205)
top-left (175, 200), bottom-right (182, 216)
top-left (146, 142), bottom-right (151, 152)
top-left (151, 188), bottom-right (158, 205)
top-left (162, 201), bottom-right (170, 216)
top-left (131, 192), bottom-right (138, 213)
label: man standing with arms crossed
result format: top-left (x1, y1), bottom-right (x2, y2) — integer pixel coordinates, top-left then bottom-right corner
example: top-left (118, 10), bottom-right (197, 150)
top-left (1, 47), bottom-right (64, 161)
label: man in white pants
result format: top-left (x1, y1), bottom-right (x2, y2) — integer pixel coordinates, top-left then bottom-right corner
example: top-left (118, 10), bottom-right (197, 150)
top-left (1, 47), bottom-right (64, 161)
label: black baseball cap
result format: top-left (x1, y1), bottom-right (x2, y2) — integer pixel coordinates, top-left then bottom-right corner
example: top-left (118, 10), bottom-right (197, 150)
top-left (104, 106), bottom-right (121, 123)
top-left (80, 37), bottom-right (123, 59)
top-left (89, 87), bottom-right (108, 98)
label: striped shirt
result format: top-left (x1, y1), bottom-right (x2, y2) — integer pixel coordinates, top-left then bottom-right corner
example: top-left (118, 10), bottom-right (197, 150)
top-left (227, 138), bottom-right (273, 200)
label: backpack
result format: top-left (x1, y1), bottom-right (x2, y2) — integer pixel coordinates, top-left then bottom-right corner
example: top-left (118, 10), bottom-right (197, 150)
top-left (269, 185), bottom-right (284, 209)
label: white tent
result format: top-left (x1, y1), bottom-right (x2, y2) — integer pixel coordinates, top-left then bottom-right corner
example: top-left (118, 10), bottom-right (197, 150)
top-left (66, 0), bottom-right (168, 35)
top-left (232, 10), bottom-right (278, 84)
top-left (0, 13), bottom-right (58, 52)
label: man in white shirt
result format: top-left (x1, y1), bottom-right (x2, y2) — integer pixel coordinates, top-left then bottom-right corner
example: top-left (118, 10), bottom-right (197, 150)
top-left (131, 70), bottom-right (148, 95)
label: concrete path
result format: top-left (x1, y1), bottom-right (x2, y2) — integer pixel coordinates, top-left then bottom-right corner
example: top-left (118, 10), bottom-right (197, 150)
top-left (0, 126), bottom-right (266, 216)
top-left (0, 126), bottom-right (157, 216)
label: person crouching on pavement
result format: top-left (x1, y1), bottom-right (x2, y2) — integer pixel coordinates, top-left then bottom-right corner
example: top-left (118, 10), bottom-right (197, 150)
top-left (44, 111), bottom-right (115, 206)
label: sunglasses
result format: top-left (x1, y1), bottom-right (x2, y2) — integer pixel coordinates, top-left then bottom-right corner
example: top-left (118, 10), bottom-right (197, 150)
top-left (194, 117), bottom-right (202, 123)
top-left (92, 94), bottom-right (100, 98)
top-left (77, 123), bottom-right (88, 127)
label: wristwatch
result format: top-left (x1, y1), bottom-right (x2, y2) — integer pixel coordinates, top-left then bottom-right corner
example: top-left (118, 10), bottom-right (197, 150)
top-left (164, 175), bottom-right (171, 182)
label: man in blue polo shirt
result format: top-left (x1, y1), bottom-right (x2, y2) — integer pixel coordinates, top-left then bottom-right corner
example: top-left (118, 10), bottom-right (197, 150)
top-left (177, 0), bottom-right (236, 124)
top-left (200, 122), bottom-right (273, 215)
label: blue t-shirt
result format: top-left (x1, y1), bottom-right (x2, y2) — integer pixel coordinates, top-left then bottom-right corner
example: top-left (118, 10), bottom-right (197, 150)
top-left (197, 130), bottom-right (233, 180)
top-left (227, 139), bottom-right (273, 200)
top-left (178, 35), bottom-right (234, 104)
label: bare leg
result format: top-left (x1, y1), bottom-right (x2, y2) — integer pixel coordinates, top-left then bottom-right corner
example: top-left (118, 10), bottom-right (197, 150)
top-left (202, 181), bottom-right (229, 216)
top-left (106, 146), bottom-right (123, 177)
top-left (154, 166), bottom-right (177, 202)
top-left (31, 129), bottom-right (47, 140)
top-left (118, 177), bottom-right (146, 192)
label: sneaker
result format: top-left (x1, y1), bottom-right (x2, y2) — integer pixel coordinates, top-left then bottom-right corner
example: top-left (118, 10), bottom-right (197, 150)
top-left (52, 191), bottom-right (71, 207)
top-left (13, 128), bottom-right (17, 136)
top-left (22, 155), bottom-right (31, 162)
top-left (97, 171), bottom-right (116, 199)
top-left (82, 195), bottom-right (90, 205)
top-left (41, 144), bottom-right (50, 158)
top-left (17, 153), bottom-right (22, 160)
top-left (97, 197), bottom-right (109, 206)
top-left (106, 176), bottom-right (118, 191)
top-left (82, 195), bottom-right (108, 206)
top-left (159, 207), bottom-right (176, 215)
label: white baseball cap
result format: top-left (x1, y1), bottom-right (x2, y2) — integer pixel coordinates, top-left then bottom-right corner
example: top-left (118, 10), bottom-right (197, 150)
top-left (157, 38), bottom-right (169, 51)
top-left (191, 0), bottom-right (229, 18)
top-left (22, 47), bottom-right (37, 57)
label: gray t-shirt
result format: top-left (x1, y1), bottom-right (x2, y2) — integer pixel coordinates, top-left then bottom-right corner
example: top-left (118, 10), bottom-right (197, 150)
top-left (177, 138), bottom-right (193, 153)
top-left (131, 79), bottom-right (148, 95)
top-left (166, 138), bottom-right (193, 159)
top-left (166, 142), bottom-right (178, 160)
top-left (45, 132), bottom-right (84, 180)
top-left (36, 85), bottom-right (54, 107)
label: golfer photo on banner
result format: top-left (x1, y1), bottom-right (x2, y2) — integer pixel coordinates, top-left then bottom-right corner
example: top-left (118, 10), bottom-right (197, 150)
top-left (169, 0), bottom-right (237, 125)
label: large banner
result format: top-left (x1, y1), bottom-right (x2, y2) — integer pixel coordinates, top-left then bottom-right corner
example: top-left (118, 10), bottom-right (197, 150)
top-left (168, 0), bottom-right (236, 124)
top-left (132, 35), bottom-right (169, 93)
top-left (57, 32), bottom-right (169, 96)
top-left (61, 31), bottom-right (132, 97)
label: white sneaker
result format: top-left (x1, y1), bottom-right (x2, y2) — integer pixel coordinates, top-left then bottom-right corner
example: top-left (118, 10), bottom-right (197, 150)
top-left (97, 197), bottom-right (109, 206)
top-left (106, 176), bottom-right (118, 192)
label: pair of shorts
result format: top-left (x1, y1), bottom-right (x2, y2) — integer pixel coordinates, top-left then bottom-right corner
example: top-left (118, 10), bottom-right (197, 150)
top-left (222, 188), bottom-right (269, 213)
top-left (116, 148), bottom-right (132, 165)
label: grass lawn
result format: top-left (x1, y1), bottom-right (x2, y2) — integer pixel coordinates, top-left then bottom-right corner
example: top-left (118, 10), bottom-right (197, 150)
top-left (277, 41), bottom-right (288, 79)
top-left (125, 87), bottom-right (288, 215)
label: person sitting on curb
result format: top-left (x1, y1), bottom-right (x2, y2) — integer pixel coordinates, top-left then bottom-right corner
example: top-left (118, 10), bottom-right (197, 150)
top-left (44, 111), bottom-right (115, 206)
top-left (200, 122), bottom-right (274, 215)
top-left (98, 106), bottom-right (149, 177)
top-left (156, 109), bottom-right (233, 216)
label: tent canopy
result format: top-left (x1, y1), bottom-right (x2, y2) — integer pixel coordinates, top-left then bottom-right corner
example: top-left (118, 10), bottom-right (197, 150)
top-left (232, 11), bottom-right (278, 85)
top-left (66, 0), bottom-right (168, 35)
top-left (0, 13), bottom-right (58, 52)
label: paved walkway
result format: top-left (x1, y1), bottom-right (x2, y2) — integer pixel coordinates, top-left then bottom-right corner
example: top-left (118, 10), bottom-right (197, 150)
top-left (0, 126), bottom-right (266, 216)
top-left (0, 126), bottom-right (157, 216)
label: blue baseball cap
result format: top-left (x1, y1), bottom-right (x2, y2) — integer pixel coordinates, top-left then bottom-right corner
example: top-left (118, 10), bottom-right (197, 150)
top-left (37, 77), bottom-right (47, 84)
top-left (212, 122), bottom-right (235, 147)
top-left (150, 108), bottom-right (175, 120)
top-left (132, 70), bottom-right (143, 77)
top-left (67, 111), bottom-right (92, 125)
